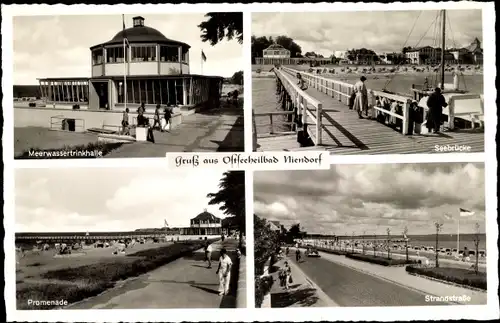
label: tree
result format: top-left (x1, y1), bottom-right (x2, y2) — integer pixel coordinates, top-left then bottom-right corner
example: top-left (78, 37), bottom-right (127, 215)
top-left (230, 70), bottom-right (243, 85)
top-left (288, 223), bottom-right (301, 241)
top-left (402, 46), bottom-right (413, 53)
top-left (473, 222), bottom-right (480, 274)
top-left (254, 215), bottom-right (280, 275)
top-left (275, 36), bottom-right (302, 58)
top-left (198, 13), bottom-right (243, 46)
top-left (206, 171), bottom-right (245, 247)
top-left (434, 222), bottom-right (443, 268)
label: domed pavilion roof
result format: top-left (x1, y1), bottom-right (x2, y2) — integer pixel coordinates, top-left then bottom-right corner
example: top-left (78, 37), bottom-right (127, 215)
top-left (192, 209), bottom-right (220, 222)
top-left (90, 16), bottom-right (190, 50)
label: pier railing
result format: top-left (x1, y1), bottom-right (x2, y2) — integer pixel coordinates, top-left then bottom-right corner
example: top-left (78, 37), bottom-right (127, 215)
top-left (280, 66), bottom-right (412, 135)
top-left (274, 68), bottom-right (323, 145)
top-left (252, 110), bottom-right (296, 136)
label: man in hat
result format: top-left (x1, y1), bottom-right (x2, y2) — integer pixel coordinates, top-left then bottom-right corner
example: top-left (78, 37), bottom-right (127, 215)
top-left (426, 87), bottom-right (448, 133)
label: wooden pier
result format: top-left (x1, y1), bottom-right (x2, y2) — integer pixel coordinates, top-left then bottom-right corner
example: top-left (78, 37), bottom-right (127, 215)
top-left (253, 66), bottom-right (484, 154)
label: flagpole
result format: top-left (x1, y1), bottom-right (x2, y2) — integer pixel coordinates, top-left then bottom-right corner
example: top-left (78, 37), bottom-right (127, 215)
top-left (201, 50), bottom-right (203, 75)
top-left (457, 216), bottom-right (460, 255)
top-left (123, 14), bottom-right (127, 112)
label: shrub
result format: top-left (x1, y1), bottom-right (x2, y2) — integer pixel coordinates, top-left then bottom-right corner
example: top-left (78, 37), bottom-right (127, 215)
top-left (346, 253), bottom-right (418, 266)
top-left (406, 266), bottom-right (486, 290)
top-left (255, 275), bottom-right (274, 308)
top-left (315, 246), bottom-right (351, 256)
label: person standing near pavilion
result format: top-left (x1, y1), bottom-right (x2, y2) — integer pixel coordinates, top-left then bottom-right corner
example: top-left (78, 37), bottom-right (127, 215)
top-left (216, 248), bottom-right (233, 296)
top-left (353, 76), bottom-right (368, 119)
top-left (426, 87), bottom-right (448, 134)
top-left (153, 104), bottom-right (161, 130)
top-left (121, 108), bottom-right (130, 135)
top-left (204, 240), bottom-right (213, 268)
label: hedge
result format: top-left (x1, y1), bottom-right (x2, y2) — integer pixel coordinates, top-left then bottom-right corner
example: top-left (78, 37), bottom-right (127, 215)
top-left (406, 266), bottom-right (486, 290)
top-left (346, 253), bottom-right (419, 266)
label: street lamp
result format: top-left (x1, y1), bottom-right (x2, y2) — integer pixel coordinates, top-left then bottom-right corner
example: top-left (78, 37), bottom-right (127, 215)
top-left (362, 230), bottom-right (366, 255)
top-left (434, 221), bottom-right (444, 268)
top-left (352, 231), bottom-right (355, 253)
top-left (386, 228), bottom-right (391, 260)
top-left (403, 226), bottom-right (409, 262)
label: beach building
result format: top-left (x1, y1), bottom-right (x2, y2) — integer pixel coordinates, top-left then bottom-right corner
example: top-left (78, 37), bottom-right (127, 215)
top-left (258, 44), bottom-right (292, 65)
top-left (180, 209), bottom-right (223, 236)
top-left (405, 46), bottom-right (439, 64)
top-left (16, 16), bottom-right (224, 132)
top-left (449, 38), bottom-right (483, 64)
top-left (268, 220), bottom-right (281, 233)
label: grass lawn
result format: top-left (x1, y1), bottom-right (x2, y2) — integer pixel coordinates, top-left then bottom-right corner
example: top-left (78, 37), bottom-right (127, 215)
top-left (346, 253), bottom-right (419, 266)
top-left (406, 266), bottom-right (487, 290)
top-left (14, 127), bottom-right (124, 159)
top-left (16, 241), bottom-right (205, 309)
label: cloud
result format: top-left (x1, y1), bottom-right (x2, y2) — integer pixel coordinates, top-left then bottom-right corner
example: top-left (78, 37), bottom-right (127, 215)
top-left (13, 14), bottom-right (243, 84)
top-left (15, 168), bottom-right (232, 232)
top-left (254, 163), bottom-right (485, 235)
top-left (252, 10), bottom-right (482, 56)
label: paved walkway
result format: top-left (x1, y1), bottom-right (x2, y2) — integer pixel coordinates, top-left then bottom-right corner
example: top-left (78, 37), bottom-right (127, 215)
top-left (105, 107), bottom-right (244, 157)
top-left (270, 69), bottom-right (484, 154)
top-left (315, 248), bottom-right (487, 305)
top-left (67, 239), bottom-right (239, 309)
top-left (270, 255), bottom-right (337, 308)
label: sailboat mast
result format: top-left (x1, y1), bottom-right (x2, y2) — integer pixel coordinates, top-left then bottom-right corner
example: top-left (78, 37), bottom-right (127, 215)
top-left (440, 9), bottom-right (446, 90)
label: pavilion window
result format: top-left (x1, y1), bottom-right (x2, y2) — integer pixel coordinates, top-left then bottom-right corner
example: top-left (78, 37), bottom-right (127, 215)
top-left (92, 49), bottom-right (104, 65)
top-left (107, 47), bottom-right (125, 63)
top-left (160, 46), bottom-right (179, 62)
top-left (181, 48), bottom-right (189, 63)
top-left (131, 45), bottom-right (157, 62)
top-left (175, 79), bottom-right (183, 105)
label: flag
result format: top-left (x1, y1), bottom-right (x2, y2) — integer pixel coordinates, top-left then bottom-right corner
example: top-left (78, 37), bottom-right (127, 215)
top-left (122, 14), bottom-right (126, 31)
top-left (403, 232), bottom-right (407, 239)
top-left (201, 50), bottom-right (207, 62)
top-left (443, 214), bottom-right (452, 220)
top-left (459, 208), bottom-right (474, 217)
top-left (164, 219), bottom-right (169, 227)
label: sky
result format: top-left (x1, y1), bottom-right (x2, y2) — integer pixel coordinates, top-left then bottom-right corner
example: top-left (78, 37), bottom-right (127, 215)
top-left (252, 10), bottom-right (483, 57)
top-left (15, 168), bottom-right (230, 232)
top-left (13, 14), bottom-right (243, 84)
top-left (254, 163), bottom-right (486, 236)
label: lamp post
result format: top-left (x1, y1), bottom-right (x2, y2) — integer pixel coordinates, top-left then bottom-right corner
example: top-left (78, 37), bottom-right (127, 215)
top-left (434, 221), bottom-right (443, 268)
top-left (386, 228), bottom-right (391, 260)
top-left (404, 226), bottom-right (409, 262)
top-left (351, 231), bottom-right (355, 253)
top-left (362, 230), bottom-right (366, 255)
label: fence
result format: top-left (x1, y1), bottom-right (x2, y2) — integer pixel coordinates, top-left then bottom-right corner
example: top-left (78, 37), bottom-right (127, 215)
top-left (280, 66), bottom-right (413, 135)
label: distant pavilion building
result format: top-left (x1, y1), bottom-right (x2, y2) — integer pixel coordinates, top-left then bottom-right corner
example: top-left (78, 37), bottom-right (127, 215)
top-left (255, 44), bottom-right (331, 66)
top-left (179, 209), bottom-right (222, 236)
top-left (22, 16), bottom-right (223, 131)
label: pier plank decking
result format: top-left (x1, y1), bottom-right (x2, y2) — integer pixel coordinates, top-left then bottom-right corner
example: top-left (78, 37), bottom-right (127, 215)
top-left (256, 69), bottom-right (484, 154)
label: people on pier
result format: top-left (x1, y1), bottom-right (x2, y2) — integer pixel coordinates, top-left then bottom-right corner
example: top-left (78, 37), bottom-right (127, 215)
top-left (353, 76), bottom-right (368, 119)
top-left (296, 73), bottom-right (308, 91)
top-left (426, 87), bottom-right (448, 134)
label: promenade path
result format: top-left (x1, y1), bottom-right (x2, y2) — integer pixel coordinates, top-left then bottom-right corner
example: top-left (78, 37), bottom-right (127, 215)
top-left (316, 249), bottom-right (487, 305)
top-left (104, 107), bottom-right (244, 157)
top-left (67, 239), bottom-right (240, 309)
top-left (288, 248), bottom-right (450, 307)
top-left (264, 72), bottom-right (484, 154)
top-left (270, 256), bottom-right (337, 308)
top-left (14, 106), bottom-right (244, 158)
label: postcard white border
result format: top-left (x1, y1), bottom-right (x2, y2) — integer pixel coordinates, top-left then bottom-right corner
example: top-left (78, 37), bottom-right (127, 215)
top-left (3, 1), bottom-right (498, 322)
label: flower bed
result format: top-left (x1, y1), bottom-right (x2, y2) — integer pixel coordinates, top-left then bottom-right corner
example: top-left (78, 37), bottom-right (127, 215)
top-left (406, 266), bottom-right (486, 290)
top-left (17, 242), bottom-right (204, 309)
top-left (346, 253), bottom-right (419, 266)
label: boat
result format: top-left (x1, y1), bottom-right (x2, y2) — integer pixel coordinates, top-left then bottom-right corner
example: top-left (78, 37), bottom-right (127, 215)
top-left (381, 9), bottom-right (484, 132)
